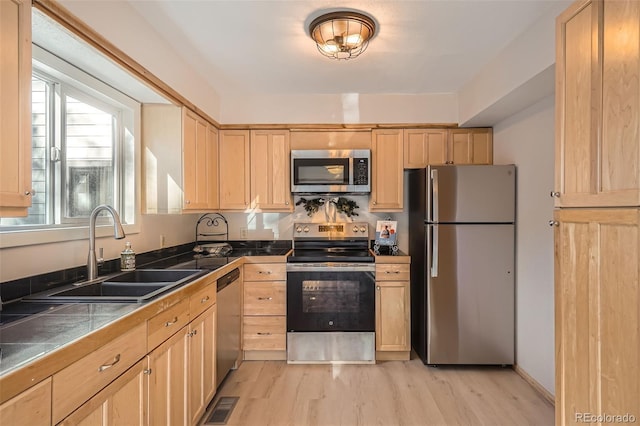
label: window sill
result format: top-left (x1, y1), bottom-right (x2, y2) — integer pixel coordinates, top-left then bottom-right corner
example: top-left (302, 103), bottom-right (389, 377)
top-left (0, 222), bottom-right (140, 249)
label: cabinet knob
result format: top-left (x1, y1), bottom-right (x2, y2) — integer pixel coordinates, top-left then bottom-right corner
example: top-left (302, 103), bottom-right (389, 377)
top-left (373, 201), bottom-right (377, 205)
top-left (185, 200), bottom-right (191, 205)
top-left (550, 191), bottom-right (560, 198)
top-left (24, 190), bottom-right (34, 196)
top-left (376, 286), bottom-right (381, 291)
top-left (549, 220), bottom-right (559, 227)
top-left (285, 201), bottom-right (289, 205)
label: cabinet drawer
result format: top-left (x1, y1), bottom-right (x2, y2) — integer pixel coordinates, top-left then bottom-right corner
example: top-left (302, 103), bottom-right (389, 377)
top-left (243, 316), bottom-right (286, 350)
top-left (52, 323), bottom-right (146, 424)
top-left (244, 282), bottom-right (285, 315)
top-left (148, 298), bottom-right (190, 350)
top-left (376, 264), bottom-right (410, 281)
top-left (243, 263), bottom-right (286, 281)
top-left (189, 283), bottom-right (216, 319)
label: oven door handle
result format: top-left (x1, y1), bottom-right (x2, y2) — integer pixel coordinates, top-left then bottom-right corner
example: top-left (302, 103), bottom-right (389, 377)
top-left (286, 263), bottom-right (375, 272)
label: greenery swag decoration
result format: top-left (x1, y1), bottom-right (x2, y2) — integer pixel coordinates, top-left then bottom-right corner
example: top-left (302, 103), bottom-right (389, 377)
top-left (295, 197), bottom-right (360, 218)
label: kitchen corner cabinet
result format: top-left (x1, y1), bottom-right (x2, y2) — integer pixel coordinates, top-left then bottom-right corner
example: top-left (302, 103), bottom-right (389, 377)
top-left (375, 260), bottom-right (411, 360)
top-left (447, 128), bottom-right (493, 165)
top-left (0, 378), bottom-right (51, 426)
top-left (58, 359), bottom-right (148, 426)
top-left (403, 129), bottom-right (448, 168)
top-left (219, 130), bottom-right (251, 210)
top-left (250, 130), bottom-right (292, 211)
top-left (0, 0), bottom-right (32, 217)
top-left (142, 105), bottom-right (218, 213)
top-left (371, 129), bottom-right (404, 212)
top-left (554, 208), bottom-right (640, 425)
top-left (243, 262), bottom-right (287, 360)
top-left (555, 0), bottom-right (640, 207)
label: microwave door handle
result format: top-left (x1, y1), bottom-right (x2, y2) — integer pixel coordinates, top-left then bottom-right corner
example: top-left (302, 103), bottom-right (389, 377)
top-left (348, 157), bottom-right (354, 186)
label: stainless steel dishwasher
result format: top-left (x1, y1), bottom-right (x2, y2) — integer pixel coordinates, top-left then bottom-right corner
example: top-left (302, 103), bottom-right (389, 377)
top-left (216, 267), bottom-right (241, 387)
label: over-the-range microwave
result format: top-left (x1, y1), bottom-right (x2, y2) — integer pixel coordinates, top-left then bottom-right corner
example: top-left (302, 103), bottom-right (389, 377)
top-left (291, 149), bottom-right (371, 194)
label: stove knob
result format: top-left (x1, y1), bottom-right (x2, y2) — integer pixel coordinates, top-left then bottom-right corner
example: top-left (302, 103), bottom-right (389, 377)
top-left (303, 226), bottom-right (310, 233)
top-left (295, 226), bottom-right (303, 233)
top-left (352, 225), bottom-right (359, 233)
top-left (359, 226), bottom-right (367, 233)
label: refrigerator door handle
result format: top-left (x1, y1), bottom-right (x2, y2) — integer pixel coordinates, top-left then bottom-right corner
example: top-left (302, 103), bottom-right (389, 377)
top-left (431, 169), bottom-right (439, 223)
top-left (430, 224), bottom-right (439, 278)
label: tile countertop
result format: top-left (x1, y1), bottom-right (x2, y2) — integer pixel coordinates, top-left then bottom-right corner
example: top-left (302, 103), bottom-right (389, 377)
top-left (0, 241), bottom-right (291, 392)
top-left (0, 303), bottom-right (139, 376)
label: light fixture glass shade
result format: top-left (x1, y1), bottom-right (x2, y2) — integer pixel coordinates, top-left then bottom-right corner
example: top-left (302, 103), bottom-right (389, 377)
top-left (309, 11), bottom-right (376, 60)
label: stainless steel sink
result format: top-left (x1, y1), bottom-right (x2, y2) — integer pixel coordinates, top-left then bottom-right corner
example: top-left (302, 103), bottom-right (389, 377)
top-left (23, 269), bottom-right (207, 303)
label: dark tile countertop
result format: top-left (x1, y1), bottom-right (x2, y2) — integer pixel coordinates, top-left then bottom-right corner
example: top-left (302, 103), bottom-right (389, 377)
top-left (0, 240), bottom-right (291, 378)
top-left (0, 303), bottom-right (138, 376)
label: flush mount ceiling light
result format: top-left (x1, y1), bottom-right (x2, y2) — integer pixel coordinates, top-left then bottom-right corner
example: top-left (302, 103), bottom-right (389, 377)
top-left (309, 11), bottom-right (376, 60)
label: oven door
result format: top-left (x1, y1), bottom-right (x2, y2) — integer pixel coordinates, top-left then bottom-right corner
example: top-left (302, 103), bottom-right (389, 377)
top-left (286, 263), bottom-right (375, 332)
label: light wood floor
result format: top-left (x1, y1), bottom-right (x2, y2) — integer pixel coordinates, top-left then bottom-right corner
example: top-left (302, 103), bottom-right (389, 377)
top-left (201, 356), bottom-right (554, 426)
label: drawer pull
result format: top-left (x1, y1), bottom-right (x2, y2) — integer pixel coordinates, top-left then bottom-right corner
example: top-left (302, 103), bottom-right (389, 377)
top-left (189, 329), bottom-right (198, 337)
top-left (257, 297), bottom-right (273, 301)
top-left (385, 270), bottom-right (401, 274)
top-left (201, 295), bottom-right (210, 303)
top-left (165, 317), bottom-right (179, 327)
top-left (98, 354), bottom-right (121, 372)
top-left (257, 332), bottom-right (272, 336)
top-left (258, 271), bottom-right (272, 275)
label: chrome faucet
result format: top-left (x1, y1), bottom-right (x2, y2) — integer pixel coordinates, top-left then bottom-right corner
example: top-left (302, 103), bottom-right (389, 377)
top-left (87, 204), bottom-right (126, 281)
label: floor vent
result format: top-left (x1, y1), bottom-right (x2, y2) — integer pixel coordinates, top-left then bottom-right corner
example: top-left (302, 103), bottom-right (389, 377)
top-left (205, 396), bottom-right (239, 425)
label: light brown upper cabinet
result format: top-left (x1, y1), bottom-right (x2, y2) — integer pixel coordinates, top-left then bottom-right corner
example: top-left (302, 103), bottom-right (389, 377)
top-left (403, 129), bottom-right (448, 168)
top-left (250, 130), bottom-right (292, 211)
top-left (183, 109), bottom-right (219, 211)
top-left (0, 0), bottom-right (32, 217)
top-left (448, 128), bottom-right (493, 165)
top-left (142, 105), bottom-right (218, 213)
top-left (371, 129), bottom-right (404, 212)
top-left (219, 130), bottom-right (251, 210)
top-left (403, 128), bottom-right (492, 168)
top-left (555, 0), bottom-right (640, 207)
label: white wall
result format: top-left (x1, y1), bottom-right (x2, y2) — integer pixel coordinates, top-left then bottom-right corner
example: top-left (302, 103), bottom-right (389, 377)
top-left (0, 214), bottom-right (199, 282)
top-left (58, 0), bottom-right (222, 121)
top-left (493, 95), bottom-right (555, 395)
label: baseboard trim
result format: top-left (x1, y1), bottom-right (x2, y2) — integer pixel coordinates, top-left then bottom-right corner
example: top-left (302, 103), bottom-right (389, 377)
top-left (513, 364), bottom-right (555, 406)
top-left (376, 351), bottom-right (411, 361)
top-left (243, 350), bottom-right (286, 361)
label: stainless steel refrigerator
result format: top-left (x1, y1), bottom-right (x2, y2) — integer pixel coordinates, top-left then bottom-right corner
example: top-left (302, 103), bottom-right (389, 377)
top-left (407, 165), bottom-right (515, 365)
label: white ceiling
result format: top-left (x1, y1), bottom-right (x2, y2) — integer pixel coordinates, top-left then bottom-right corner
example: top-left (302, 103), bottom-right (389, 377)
top-left (125, 0), bottom-right (567, 97)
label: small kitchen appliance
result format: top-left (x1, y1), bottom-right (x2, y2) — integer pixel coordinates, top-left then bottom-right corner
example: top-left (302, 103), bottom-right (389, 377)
top-left (286, 222), bottom-right (375, 363)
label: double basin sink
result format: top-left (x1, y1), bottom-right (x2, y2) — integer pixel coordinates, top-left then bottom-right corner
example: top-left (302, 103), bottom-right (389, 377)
top-left (24, 269), bottom-right (208, 303)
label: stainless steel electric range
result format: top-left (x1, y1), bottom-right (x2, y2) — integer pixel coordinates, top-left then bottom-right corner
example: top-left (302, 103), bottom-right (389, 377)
top-left (286, 222), bottom-right (376, 364)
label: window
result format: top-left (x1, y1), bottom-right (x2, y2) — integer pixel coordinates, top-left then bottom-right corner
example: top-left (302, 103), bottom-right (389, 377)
top-left (0, 47), bottom-right (138, 230)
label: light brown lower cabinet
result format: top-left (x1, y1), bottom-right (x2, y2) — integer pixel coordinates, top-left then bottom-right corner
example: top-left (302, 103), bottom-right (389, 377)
top-left (148, 326), bottom-right (189, 426)
top-left (148, 305), bottom-right (218, 426)
top-left (188, 305), bottom-right (217, 425)
top-left (59, 359), bottom-right (148, 426)
top-left (0, 377), bottom-right (51, 426)
top-left (243, 262), bottom-right (287, 360)
top-left (555, 208), bottom-right (640, 425)
top-left (375, 261), bottom-right (411, 360)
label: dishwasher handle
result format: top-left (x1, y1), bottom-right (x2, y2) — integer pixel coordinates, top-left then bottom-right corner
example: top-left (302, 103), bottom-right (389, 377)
top-left (217, 268), bottom-right (240, 292)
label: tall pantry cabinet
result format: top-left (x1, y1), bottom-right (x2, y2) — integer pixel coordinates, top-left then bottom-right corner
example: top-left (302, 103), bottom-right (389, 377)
top-left (555, 0), bottom-right (640, 424)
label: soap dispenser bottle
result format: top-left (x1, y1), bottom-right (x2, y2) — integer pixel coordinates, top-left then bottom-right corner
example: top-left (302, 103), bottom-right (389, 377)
top-left (121, 242), bottom-right (136, 271)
